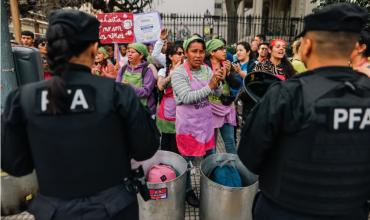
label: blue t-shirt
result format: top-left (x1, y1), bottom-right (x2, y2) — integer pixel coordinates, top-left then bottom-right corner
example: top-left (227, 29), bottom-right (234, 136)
top-left (230, 62), bottom-right (249, 97)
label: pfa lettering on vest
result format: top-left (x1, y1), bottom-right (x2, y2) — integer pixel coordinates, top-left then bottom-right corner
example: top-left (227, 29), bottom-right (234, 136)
top-left (332, 108), bottom-right (370, 131)
top-left (36, 86), bottom-right (96, 114)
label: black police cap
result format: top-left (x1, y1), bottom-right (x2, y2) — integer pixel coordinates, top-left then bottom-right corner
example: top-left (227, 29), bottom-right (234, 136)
top-left (48, 9), bottom-right (100, 41)
top-left (298, 3), bottom-right (368, 37)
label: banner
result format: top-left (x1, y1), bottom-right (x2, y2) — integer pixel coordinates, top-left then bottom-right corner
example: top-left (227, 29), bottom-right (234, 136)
top-left (97, 12), bottom-right (134, 44)
top-left (134, 11), bottom-right (162, 44)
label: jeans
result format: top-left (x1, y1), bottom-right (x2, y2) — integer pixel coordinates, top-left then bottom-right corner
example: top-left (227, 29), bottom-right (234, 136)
top-left (216, 123), bottom-right (237, 154)
top-left (184, 149), bottom-right (215, 192)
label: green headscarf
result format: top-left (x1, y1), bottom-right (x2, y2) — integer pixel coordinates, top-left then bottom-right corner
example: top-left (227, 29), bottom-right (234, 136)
top-left (98, 47), bottom-right (109, 59)
top-left (205, 39), bottom-right (224, 55)
top-left (183, 36), bottom-right (204, 51)
top-left (128, 43), bottom-right (148, 58)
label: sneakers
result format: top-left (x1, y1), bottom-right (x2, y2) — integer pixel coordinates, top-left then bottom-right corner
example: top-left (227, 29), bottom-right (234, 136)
top-left (186, 190), bottom-right (200, 208)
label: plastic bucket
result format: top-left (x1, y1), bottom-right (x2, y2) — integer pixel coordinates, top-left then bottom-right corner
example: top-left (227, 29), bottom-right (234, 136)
top-left (200, 153), bottom-right (258, 220)
top-left (133, 150), bottom-right (187, 220)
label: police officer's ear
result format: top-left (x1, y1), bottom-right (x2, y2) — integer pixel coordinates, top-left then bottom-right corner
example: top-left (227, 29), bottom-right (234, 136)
top-left (354, 42), bottom-right (366, 56)
top-left (350, 42), bottom-right (367, 63)
top-left (91, 42), bottom-right (99, 59)
top-left (299, 36), bottom-right (312, 64)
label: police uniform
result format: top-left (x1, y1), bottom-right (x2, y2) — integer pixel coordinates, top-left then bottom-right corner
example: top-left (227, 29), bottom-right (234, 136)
top-left (1, 10), bottom-right (159, 220)
top-left (238, 3), bottom-right (370, 220)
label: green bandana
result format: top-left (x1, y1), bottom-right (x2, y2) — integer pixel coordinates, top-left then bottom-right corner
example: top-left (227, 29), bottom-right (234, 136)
top-left (183, 36), bottom-right (204, 51)
top-left (128, 43), bottom-right (148, 58)
top-left (98, 47), bottom-right (109, 59)
top-left (205, 39), bottom-right (224, 55)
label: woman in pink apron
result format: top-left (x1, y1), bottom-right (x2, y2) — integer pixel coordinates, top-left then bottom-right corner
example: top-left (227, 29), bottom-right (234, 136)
top-left (205, 39), bottom-right (238, 154)
top-left (171, 36), bottom-right (223, 207)
top-left (157, 43), bottom-right (185, 153)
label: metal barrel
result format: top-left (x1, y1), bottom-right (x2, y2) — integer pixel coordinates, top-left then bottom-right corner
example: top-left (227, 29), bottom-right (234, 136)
top-left (133, 150), bottom-right (188, 220)
top-left (200, 153), bottom-right (258, 220)
top-left (1, 171), bottom-right (38, 215)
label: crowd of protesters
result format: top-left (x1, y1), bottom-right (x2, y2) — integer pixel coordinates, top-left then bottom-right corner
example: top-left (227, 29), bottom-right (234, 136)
top-left (10, 19), bottom-right (370, 209)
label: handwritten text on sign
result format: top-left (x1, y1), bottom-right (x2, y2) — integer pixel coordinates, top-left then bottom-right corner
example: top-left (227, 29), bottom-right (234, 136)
top-left (97, 13), bottom-right (134, 44)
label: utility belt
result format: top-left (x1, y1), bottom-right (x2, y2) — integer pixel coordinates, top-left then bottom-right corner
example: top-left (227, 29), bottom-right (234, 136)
top-left (124, 165), bottom-right (150, 201)
top-left (29, 166), bottom-right (149, 220)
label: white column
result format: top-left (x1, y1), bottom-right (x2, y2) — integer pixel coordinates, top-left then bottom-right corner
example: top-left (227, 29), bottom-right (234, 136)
top-left (252, 0), bottom-right (263, 16)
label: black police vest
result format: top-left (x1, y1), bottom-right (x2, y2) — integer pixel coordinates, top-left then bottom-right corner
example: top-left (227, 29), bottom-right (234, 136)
top-left (18, 72), bottom-right (133, 199)
top-left (259, 73), bottom-right (370, 216)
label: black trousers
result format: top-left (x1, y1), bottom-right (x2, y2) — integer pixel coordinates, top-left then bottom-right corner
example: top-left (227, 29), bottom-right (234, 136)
top-left (113, 202), bottom-right (138, 220)
top-left (29, 185), bottom-right (138, 220)
top-left (160, 133), bottom-right (179, 154)
top-left (253, 193), bottom-right (369, 220)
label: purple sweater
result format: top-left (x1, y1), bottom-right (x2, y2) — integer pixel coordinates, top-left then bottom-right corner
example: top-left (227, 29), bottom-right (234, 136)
top-left (116, 61), bottom-right (156, 115)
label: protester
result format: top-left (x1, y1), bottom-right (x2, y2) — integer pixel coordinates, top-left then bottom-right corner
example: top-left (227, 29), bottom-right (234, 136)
top-left (232, 41), bottom-right (256, 80)
top-left (35, 36), bottom-right (52, 79)
top-left (116, 43), bottom-right (128, 69)
top-left (255, 42), bottom-right (269, 64)
top-left (152, 28), bottom-right (168, 68)
top-left (91, 47), bottom-right (117, 79)
top-left (171, 36), bottom-right (223, 207)
top-left (290, 39), bottom-right (307, 73)
top-left (156, 43), bottom-right (185, 154)
top-left (103, 44), bottom-right (115, 64)
top-left (250, 39), bottom-right (259, 60)
top-left (238, 3), bottom-right (370, 219)
top-left (2, 9), bottom-right (159, 220)
top-left (20, 30), bottom-right (35, 47)
top-left (254, 38), bottom-right (296, 79)
top-left (116, 43), bottom-right (157, 115)
top-left (254, 34), bottom-right (266, 45)
top-left (351, 27), bottom-right (370, 77)
top-left (205, 38), bottom-right (239, 154)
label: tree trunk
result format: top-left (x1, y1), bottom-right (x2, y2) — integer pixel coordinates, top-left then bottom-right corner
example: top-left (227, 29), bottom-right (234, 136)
top-left (225, 0), bottom-right (242, 44)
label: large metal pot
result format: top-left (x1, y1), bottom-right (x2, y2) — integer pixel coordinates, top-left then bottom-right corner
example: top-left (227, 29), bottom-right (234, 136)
top-left (133, 150), bottom-right (188, 220)
top-left (1, 171), bottom-right (38, 216)
top-left (200, 153), bottom-right (258, 220)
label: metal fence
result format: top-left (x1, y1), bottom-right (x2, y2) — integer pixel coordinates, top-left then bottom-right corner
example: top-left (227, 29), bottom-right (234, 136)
top-left (160, 13), bottom-right (304, 44)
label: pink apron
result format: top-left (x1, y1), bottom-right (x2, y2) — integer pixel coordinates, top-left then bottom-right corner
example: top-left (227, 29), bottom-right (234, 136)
top-left (176, 62), bottom-right (215, 156)
top-left (158, 87), bottom-right (176, 121)
top-left (208, 63), bottom-right (237, 129)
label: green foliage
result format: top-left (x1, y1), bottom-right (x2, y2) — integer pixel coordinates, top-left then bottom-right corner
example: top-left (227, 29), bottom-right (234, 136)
top-left (310, 0), bottom-right (370, 14)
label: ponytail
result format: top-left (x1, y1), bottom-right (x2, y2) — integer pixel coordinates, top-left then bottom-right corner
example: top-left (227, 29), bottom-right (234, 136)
top-left (46, 22), bottom-right (96, 114)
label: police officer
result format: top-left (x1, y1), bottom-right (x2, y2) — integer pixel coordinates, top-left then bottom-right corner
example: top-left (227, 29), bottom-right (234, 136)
top-left (238, 3), bottom-right (370, 220)
top-left (1, 10), bottom-right (159, 220)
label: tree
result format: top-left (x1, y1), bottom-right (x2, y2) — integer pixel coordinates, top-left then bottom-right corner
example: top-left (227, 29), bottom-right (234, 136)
top-left (225, 0), bottom-right (244, 44)
top-left (91, 0), bottom-right (152, 13)
top-left (311, 0), bottom-right (370, 14)
top-left (6, 0), bottom-right (153, 18)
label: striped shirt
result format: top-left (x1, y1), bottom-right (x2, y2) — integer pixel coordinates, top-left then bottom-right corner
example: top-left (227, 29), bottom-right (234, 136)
top-left (171, 64), bottom-right (221, 105)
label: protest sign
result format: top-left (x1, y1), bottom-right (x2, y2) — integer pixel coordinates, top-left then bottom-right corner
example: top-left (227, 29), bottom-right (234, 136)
top-left (97, 12), bottom-right (135, 44)
top-left (134, 11), bottom-right (162, 44)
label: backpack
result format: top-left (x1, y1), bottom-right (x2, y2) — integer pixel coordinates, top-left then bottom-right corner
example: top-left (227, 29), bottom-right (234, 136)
top-left (210, 159), bottom-right (242, 187)
top-left (147, 163), bottom-right (177, 183)
top-left (119, 64), bottom-right (160, 104)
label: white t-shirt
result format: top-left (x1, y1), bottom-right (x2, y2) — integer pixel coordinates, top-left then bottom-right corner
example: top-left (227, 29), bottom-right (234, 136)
top-left (158, 67), bottom-right (167, 78)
